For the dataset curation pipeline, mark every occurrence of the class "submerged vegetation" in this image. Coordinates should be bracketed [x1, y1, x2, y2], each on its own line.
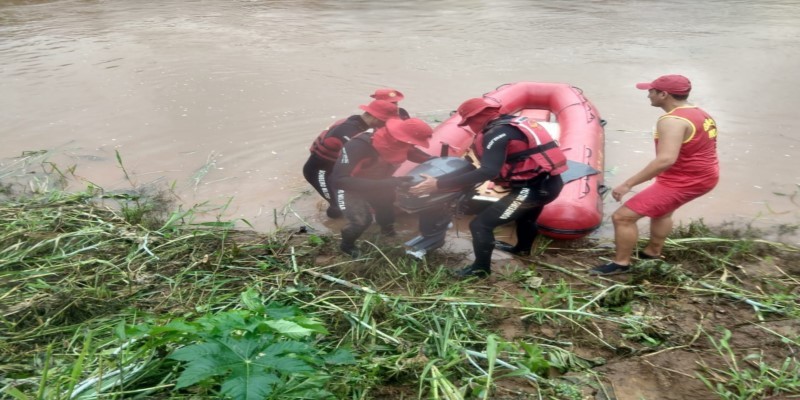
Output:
[1, 156, 799, 400]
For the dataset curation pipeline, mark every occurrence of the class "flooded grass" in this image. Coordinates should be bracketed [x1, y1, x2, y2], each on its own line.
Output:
[1, 166, 799, 400]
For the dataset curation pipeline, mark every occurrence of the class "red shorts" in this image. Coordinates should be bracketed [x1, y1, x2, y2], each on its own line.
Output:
[625, 180, 716, 218]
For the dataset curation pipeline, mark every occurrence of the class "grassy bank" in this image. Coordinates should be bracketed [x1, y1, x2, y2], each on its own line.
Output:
[1, 177, 799, 399]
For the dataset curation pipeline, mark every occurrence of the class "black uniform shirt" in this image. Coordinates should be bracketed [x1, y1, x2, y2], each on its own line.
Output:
[436, 124, 525, 190]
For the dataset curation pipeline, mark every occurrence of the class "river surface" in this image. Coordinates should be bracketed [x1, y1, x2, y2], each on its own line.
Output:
[2, 0, 800, 244]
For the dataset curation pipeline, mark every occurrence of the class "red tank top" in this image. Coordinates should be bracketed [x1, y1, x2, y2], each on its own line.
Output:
[655, 106, 719, 188]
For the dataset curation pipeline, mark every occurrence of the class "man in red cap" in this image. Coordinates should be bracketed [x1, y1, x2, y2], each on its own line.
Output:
[371, 88, 411, 120]
[409, 97, 566, 278]
[590, 74, 719, 275]
[303, 99, 399, 218]
[331, 118, 434, 257]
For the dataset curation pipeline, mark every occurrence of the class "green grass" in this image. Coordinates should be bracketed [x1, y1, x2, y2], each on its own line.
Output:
[0, 186, 616, 399]
[1, 158, 799, 399]
[697, 329, 800, 399]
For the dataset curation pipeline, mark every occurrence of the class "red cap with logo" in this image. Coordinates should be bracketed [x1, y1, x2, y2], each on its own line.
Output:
[636, 74, 692, 95]
[456, 97, 501, 126]
[385, 118, 432, 147]
[371, 88, 405, 102]
[359, 100, 399, 121]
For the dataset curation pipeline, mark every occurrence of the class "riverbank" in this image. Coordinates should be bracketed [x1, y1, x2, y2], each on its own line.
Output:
[1, 171, 799, 399]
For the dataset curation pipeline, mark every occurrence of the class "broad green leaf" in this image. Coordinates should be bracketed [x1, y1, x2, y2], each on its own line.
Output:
[258, 356, 314, 375]
[174, 357, 223, 389]
[292, 316, 329, 334]
[148, 319, 197, 334]
[218, 336, 266, 360]
[163, 306, 339, 399]
[265, 320, 313, 339]
[169, 342, 221, 362]
[265, 304, 298, 319]
[240, 288, 267, 314]
[307, 234, 324, 246]
[262, 341, 310, 358]
[243, 318, 268, 334]
[220, 370, 280, 400]
[122, 323, 152, 337]
[201, 311, 249, 333]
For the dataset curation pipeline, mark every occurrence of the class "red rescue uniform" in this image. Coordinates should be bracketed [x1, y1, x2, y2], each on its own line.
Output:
[626, 106, 720, 218]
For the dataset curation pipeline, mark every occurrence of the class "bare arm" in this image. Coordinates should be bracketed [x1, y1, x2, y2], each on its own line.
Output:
[611, 117, 687, 201]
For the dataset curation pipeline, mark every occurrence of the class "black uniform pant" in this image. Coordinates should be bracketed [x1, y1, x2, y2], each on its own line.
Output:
[340, 189, 396, 250]
[469, 174, 564, 269]
[302, 155, 338, 211]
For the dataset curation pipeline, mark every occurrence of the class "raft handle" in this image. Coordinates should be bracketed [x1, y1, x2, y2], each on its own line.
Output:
[440, 143, 450, 157]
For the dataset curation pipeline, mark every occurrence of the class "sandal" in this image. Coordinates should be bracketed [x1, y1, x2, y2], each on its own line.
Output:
[589, 262, 630, 276]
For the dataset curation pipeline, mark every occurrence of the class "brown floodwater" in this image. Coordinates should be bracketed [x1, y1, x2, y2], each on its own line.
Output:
[2, 0, 800, 245]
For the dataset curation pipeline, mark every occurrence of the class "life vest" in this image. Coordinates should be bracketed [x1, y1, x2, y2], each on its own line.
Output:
[309, 118, 348, 162]
[473, 116, 567, 184]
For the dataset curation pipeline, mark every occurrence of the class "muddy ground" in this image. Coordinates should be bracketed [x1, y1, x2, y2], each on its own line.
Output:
[301, 214, 800, 400]
[2, 185, 798, 399]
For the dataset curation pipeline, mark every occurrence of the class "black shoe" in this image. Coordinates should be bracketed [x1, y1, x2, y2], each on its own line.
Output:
[588, 262, 630, 276]
[637, 251, 661, 260]
[326, 206, 343, 219]
[454, 264, 491, 279]
[340, 243, 360, 258]
[494, 241, 530, 256]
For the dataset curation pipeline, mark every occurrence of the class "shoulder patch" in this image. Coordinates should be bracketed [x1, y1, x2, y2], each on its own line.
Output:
[486, 133, 507, 150]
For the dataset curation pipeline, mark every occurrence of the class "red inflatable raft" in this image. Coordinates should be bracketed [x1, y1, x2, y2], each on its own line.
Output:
[398, 82, 606, 240]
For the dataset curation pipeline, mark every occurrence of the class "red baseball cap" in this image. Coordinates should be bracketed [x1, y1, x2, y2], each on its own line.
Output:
[385, 118, 432, 147]
[456, 97, 501, 126]
[371, 88, 405, 102]
[636, 74, 692, 95]
[359, 99, 399, 121]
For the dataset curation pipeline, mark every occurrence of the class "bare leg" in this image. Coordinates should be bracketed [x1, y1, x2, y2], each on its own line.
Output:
[611, 206, 645, 265]
[643, 212, 673, 257]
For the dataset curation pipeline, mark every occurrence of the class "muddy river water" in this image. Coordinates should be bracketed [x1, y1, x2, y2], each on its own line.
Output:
[2, 0, 800, 244]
